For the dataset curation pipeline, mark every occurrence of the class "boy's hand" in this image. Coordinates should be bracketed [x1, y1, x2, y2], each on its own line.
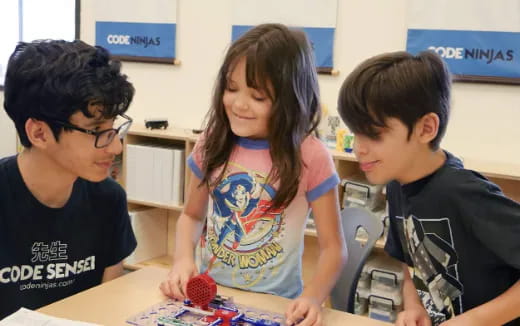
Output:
[439, 313, 482, 326]
[285, 296, 322, 326]
[396, 305, 432, 326]
[159, 259, 198, 300]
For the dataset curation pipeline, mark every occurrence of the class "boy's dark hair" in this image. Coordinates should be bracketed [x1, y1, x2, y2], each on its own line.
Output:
[203, 23, 321, 209]
[338, 51, 451, 150]
[3, 39, 135, 148]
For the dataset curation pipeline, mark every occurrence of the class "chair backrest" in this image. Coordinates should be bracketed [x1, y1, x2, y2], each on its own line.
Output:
[330, 206, 384, 313]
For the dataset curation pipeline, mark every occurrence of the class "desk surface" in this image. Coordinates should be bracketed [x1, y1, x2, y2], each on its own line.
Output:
[39, 266, 390, 326]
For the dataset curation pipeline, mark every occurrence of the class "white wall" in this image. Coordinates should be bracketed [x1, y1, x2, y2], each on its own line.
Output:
[0, 91, 17, 157]
[76, 0, 519, 166]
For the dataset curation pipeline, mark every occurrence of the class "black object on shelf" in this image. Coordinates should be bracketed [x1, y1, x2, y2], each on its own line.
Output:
[145, 119, 169, 130]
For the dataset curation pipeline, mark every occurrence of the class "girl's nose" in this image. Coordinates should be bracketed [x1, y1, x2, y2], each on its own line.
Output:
[233, 94, 249, 111]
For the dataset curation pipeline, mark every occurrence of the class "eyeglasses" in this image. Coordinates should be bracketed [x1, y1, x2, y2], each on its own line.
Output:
[51, 114, 133, 148]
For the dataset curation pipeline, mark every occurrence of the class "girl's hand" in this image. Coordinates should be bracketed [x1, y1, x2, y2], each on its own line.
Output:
[159, 259, 199, 300]
[395, 305, 432, 326]
[285, 296, 322, 326]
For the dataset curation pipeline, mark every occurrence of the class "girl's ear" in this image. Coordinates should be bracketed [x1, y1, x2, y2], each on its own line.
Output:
[416, 112, 440, 145]
[25, 118, 54, 149]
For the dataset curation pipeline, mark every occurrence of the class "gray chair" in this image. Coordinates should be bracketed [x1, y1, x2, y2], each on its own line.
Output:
[330, 206, 384, 313]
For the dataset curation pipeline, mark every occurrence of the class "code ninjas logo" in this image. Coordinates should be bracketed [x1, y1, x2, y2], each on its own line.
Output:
[106, 34, 161, 48]
[428, 46, 514, 64]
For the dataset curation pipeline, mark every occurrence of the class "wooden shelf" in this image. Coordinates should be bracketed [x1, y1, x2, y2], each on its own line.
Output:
[464, 158, 520, 181]
[372, 238, 386, 250]
[330, 149, 358, 162]
[128, 124, 198, 142]
[304, 228, 385, 249]
[127, 125, 520, 182]
[128, 199, 183, 212]
[304, 228, 318, 237]
[128, 126, 357, 162]
[353, 235, 386, 250]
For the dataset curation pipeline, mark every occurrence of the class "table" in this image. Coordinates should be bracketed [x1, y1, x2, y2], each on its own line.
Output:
[39, 266, 390, 325]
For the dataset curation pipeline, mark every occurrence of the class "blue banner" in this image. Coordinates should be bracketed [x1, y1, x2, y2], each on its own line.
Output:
[232, 25, 334, 68]
[407, 29, 520, 79]
[96, 22, 176, 59]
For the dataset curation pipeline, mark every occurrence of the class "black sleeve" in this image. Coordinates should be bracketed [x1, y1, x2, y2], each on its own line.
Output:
[106, 184, 137, 267]
[384, 182, 406, 263]
[454, 171, 520, 270]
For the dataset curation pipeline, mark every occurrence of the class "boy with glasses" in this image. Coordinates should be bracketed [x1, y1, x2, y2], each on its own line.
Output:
[0, 40, 137, 318]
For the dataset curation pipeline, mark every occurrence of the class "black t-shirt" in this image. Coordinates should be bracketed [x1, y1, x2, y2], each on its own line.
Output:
[385, 151, 520, 325]
[0, 156, 137, 319]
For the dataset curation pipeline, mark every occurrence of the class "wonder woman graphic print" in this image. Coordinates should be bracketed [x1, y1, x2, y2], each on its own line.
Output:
[188, 136, 339, 298]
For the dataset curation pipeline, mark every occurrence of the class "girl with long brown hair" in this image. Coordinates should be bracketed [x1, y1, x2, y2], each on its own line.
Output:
[161, 23, 346, 326]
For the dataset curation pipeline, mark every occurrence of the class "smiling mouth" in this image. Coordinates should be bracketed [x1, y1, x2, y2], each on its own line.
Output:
[96, 161, 113, 168]
[233, 112, 254, 120]
[360, 160, 380, 172]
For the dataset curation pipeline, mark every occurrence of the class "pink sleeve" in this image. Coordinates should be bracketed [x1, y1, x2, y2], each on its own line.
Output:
[303, 137, 340, 202]
[187, 135, 205, 180]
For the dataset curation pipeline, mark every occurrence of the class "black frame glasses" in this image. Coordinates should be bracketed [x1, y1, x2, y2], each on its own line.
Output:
[51, 114, 133, 148]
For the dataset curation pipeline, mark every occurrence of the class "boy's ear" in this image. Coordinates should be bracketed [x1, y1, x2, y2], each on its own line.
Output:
[415, 113, 440, 145]
[25, 118, 55, 149]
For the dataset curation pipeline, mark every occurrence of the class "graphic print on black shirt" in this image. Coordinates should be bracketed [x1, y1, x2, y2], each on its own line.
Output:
[397, 214, 463, 318]
[2, 240, 96, 292]
[0, 155, 137, 319]
[385, 151, 520, 326]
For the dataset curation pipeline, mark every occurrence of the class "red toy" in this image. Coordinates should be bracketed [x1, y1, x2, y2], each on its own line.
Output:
[186, 273, 217, 310]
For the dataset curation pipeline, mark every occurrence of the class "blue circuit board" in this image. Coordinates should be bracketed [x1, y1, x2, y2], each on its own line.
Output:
[126, 299, 285, 326]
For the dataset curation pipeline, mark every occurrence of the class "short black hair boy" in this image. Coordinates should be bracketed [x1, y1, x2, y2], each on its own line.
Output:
[337, 51, 520, 325]
[0, 40, 137, 319]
